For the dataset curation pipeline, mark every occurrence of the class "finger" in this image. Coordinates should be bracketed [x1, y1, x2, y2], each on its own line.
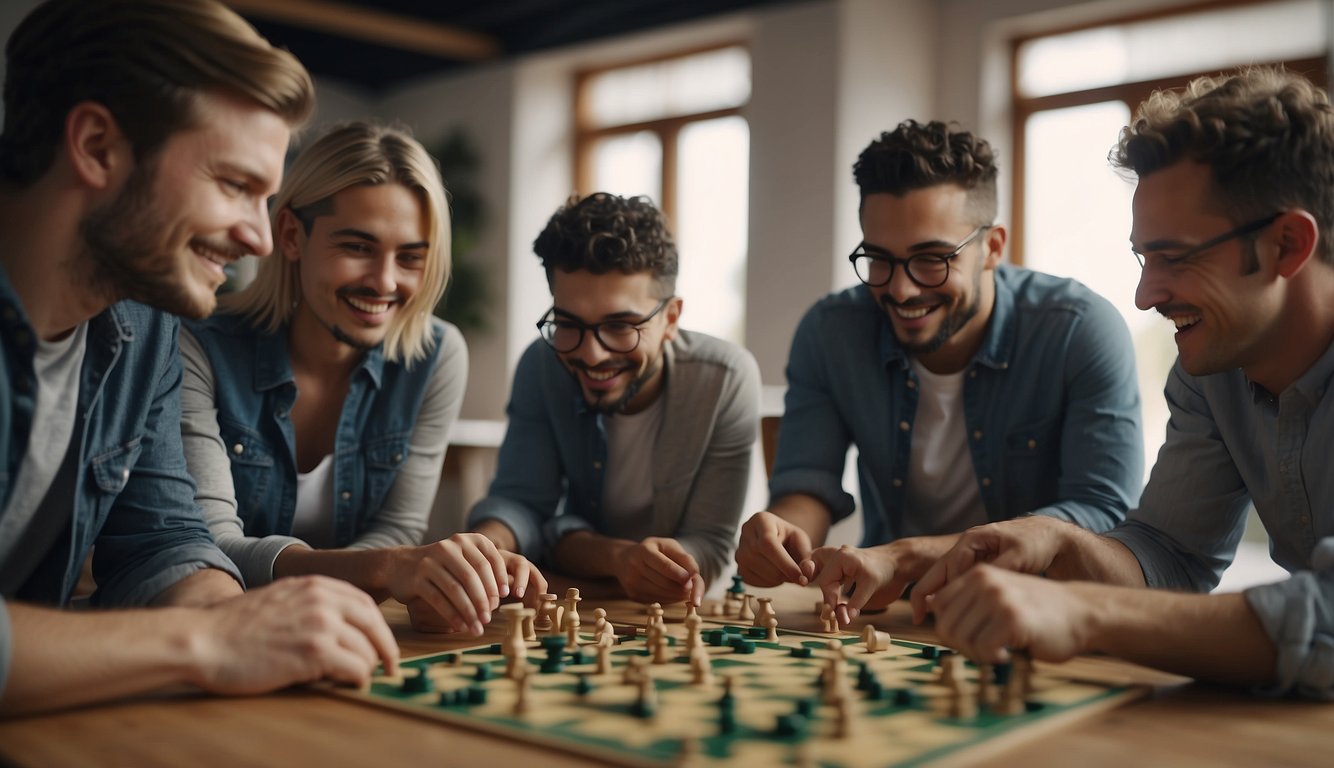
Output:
[633, 562, 688, 596]
[470, 535, 510, 600]
[911, 554, 960, 624]
[334, 592, 400, 675]
[455, 540, 503, 615]
[799, 558, 817, 581]
[421, 558, 486, 635]
[506, 556, 533, 601]
[441, 545, 500, 627]
[688, 573, 705, 607]
[524, 561, 549, 603]
[835, 602, 851, 626]
[656, 540, 702, 583]
[642, 547, 692, 584]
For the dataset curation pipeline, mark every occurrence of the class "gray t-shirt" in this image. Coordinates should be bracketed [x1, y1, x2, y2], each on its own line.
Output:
[600, 395, 666, 542]
[0, 323, 87, 595]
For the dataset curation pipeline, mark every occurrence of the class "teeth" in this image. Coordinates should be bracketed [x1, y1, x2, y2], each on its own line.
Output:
[191, 244, 230, 267]
[895, 305, 933, 320]
[1172, 315, 1201, 330]
[346, 297, 391, 314]
[585, 369, 620, 381]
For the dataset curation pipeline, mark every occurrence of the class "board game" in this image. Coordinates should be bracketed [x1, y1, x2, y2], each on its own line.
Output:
[330, 585, 1147, 767]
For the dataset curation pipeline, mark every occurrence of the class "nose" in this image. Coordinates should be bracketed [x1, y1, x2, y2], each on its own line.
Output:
[572, 329, 612, 367]
[884, 260, 922, 304]
[367, 253, 399, 296]
[1134, 264, 1169, 311]
[234, 197, 273, 257]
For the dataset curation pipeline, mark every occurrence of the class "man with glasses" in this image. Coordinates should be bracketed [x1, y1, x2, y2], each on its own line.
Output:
[735, 120, 1143, 623]
[468, 193, 760, 605]
[909, 67, 1334, 696]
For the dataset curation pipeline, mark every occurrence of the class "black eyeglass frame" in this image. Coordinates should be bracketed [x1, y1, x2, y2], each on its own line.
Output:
[848, 225, 991, 288]
[536, 296, 674, 354]
[1132, 212, 1282, 269]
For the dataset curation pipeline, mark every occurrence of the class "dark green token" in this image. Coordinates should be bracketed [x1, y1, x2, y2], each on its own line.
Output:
[719, 711, 736, 735]
[541, 635, 567, 651]
[919, 646, 939, 660]
[473, 665, 493, 681]
[795, 699, 816, 718]
[539, 658, 565, 674]
[789, 647, 813, 659]
[467, 686, 488, 705]
[775, 713, 808, 738]
[732, 640, 756, 654]
[865, 681, 885, 700]
[436, 691, 454, 706]
[575, 675, 594, 697]
[1025, 700, 1045, 713]
[402, 672, 433, 694]
[439, 653, 458, 665]
[487, 643, 503, 655]
[994, 661, 1013, 686]
[746, 627, 767, 638]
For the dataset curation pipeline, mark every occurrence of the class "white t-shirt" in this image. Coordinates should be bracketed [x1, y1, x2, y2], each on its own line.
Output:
[292, 453, 336, 549]
[600, 396, 666, 541]
[900, 358, 987, 537]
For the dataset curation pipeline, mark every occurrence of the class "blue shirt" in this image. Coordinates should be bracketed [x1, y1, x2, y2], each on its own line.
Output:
[1106, 341, 1334, 698]
[770, 265, 1143, 544]
[0, 268, 241, 696]
[468, 330, 760, 585]
[181, 313, 446, 560]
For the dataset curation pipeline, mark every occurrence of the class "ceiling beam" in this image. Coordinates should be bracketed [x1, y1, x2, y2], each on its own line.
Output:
[227, 0, 501, 60]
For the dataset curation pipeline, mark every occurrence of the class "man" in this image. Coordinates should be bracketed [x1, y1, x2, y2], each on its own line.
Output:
[469, 193, 761, 605]
[911, 66, 1334, 698]
[0, 0, 396, 715]
[735, 120, 1143, 621]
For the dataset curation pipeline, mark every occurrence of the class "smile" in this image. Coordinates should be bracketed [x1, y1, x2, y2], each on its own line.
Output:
[893, 304, 936, 320]
[344, 296, 393, 314]
[584, 368, 621, 381]
[1170, 314, 1201, 330]
[190, 241, 234, 270]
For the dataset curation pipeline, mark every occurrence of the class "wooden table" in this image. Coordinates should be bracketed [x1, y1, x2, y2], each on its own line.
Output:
[2, 583, 1332, 767]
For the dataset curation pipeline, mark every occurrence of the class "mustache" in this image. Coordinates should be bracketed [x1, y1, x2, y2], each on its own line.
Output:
[1156, 303, 1200, 317]
[567, 360, 630, 372]
[881, 295, 937, 309]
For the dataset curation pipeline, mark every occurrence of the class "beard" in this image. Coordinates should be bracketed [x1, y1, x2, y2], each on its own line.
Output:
[568, 353, 664, 414]
[882, 263, 984, 355]
[78, 156, 232, 319]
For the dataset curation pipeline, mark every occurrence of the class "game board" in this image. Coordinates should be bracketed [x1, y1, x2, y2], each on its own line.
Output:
[330, 588, 1148, 768]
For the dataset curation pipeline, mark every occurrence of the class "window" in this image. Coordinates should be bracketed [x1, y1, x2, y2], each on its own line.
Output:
[1011, 0, 1328, 479]
[575, 44, 751, 343]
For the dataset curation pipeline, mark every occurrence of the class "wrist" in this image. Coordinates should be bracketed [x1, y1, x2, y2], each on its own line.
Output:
[473, 519, 518, 552]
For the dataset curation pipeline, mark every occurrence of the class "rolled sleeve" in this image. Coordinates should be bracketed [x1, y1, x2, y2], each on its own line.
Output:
[469, 496, 547, 557]
[1243, 537, 1334, 699]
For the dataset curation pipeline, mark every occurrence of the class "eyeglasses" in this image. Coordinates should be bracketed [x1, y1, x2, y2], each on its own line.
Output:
[1132, 213, 1281, 269]
[536, 296, 673, 354]
[849, 226, 990, 288]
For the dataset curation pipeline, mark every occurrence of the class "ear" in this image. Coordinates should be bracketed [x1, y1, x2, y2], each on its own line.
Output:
[64, 101, 130, 191]
[1272, 210, 1319, 279]
[661, 296, 683, 342]
[981, 225, 1008, 270]
[275, 207, 307, 263]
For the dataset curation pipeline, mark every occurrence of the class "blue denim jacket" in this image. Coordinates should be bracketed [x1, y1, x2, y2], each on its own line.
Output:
[770, 265, 1143, 545]
[182, 313, 444, 547]
[0, 268, 241, 695]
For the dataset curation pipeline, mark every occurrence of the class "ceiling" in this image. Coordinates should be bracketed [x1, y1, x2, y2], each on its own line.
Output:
[227, 0, 808, 92]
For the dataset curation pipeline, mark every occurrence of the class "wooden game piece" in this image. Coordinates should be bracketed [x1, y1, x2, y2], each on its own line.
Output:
[592, 607, 608, 637]
[861, 625, 892, 652]
[706, 601, 725, 617]
[522, 607, 537, 642]
[690, 647, 714, 686]
[561, 587, 582, 632]
[684, 601, 699, 621]
[832, 694, 852, 739]
[684, 612, 703, 651]
[977, 663, 994, 710]
[499, 602, 525, 643]
[513, 667, 531, 716]
[938, 653, 964, 688]
[674, 736, 700, 768]
[534, 593, 558, 633]
[623, 655, 647, 685]
[565, 615, 581, 648]
[646, 602, 665, 631]
[504, 614, 529, 679]
[765, 617, 779, 643]
[753, 596, 776, 628]
[948, 678, 977, 720]
[596, 642, 612, 675]
[634, 674, 659, 719]
[738, 594, 755, 621]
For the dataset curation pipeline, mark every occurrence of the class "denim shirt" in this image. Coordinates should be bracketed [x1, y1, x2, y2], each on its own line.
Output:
[468, 330, 760, 585]
[0, 268, 241, 696]
[770, 265, 1143, 545]
[182, 313, 444, 548]
[1106, 342, 1334, 698]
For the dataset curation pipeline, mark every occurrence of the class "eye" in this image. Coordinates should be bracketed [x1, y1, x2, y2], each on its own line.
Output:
[336, 242, 373, 254]
[398, 250, 427, 266]
[601, 322, 637, 335]
[220, 178, 246, 196]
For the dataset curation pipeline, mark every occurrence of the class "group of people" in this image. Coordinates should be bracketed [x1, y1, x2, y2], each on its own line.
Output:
[1, 0, 1331, 718]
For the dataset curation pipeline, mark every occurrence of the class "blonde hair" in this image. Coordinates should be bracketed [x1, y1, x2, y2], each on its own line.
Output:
[1, 0, 313, 185]
[221, 122, 451, 364]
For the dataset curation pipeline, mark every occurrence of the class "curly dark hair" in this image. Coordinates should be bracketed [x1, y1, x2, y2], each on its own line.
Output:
[853, 119, 998, 224]
[1111, 66, 1334, 265]
[533, 192, 678, 296]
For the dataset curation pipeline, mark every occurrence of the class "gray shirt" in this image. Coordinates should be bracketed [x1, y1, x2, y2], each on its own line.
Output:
[1106, 341, 1334, 698]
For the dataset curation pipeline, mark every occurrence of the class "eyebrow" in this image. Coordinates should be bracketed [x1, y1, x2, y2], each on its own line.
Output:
[552, 307, 651, 322]
[217, 161, 277, 195]
[328, 228, 429, 250]
[1131, 237, 1189, 253]
[860, 238, 959, 254]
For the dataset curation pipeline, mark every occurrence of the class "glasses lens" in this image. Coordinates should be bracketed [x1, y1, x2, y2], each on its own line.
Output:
[596, 322, 640, 353]
[853, 254, 890, 286]
[541, 321, 583, 352]
[906, 257, 950, 287]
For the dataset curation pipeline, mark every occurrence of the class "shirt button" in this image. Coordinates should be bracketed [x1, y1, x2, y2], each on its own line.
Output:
[1027, 439, 1037, 449]
[121, 468, 130, 481]
[892, 478, 903, 488]
[898, 421, 910, 432]
[906, 379, 916, 389]
[275, 410, 288, 419]
[981, 477, 992, 487]
[340, 490, 352, 501]
[232, 443, 245, 455]
[972, 430, 983, 441]
[391, 453, 403, 462]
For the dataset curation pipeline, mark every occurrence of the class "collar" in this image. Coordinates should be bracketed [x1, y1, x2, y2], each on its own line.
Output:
[1249, 335, 1334, 407]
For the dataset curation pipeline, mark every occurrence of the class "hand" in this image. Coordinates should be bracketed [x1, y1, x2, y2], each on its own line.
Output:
[385, 533, 517, 636]
[193, 575, 399, 693]
[911, 517, 1069, 624]
[735, 511, 813, 587]
[614, 537, 705, 605]
[405, 549, 548, 634]
[804, 542, 919, 625]
[927, 564, 1093, 665]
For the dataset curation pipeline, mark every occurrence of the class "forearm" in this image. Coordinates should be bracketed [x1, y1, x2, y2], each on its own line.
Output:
[2, 603, 207, 716]
[273, 545, 402, 603]
[1048, 524, 1147, 586]
[1080, 583, 1275, 686]
[552, 530, 633, 579]
[768, 494, 833, 547]
[150, 567, 243, 608]
[473, 519, 519, 552]
[887, 534, 959, 581]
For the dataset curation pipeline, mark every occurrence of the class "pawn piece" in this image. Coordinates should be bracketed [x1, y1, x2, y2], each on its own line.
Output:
[819, 602, 840, 634]
[738, 594, 755, 622]
[592, 607, 608, 637]
[513, 667, 531, 716]
[596, 642, 612, 675]
[633, 674, 659, 719]
[647, 602, 665, 631]
[575, 673, 594, 698]
[690, 647, 714, 686]
[684, 601, 699, 621]
[561, 587, 582, 632]
[521, 607, 537, 642]
[706, 602, 725, 618]
[948, 678, 977, 720]
[623, 654, 647, 685]
[861, 625, 892, 653]
[753, 596, 777, 628]
[499, 602, 526, 647]
[765, 617, 779, 643]
[653, 634, 672, 664]
[684, 613, 703, 651]
[534, 593, 558, 633]
[565, 616, 582, 648]
[938, 653, 964, 689]
[832, 695, 853, 739]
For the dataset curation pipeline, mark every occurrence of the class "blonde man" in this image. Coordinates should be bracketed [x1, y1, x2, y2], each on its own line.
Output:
[0, 0, 397, 716]
[182, 122, 545, 636]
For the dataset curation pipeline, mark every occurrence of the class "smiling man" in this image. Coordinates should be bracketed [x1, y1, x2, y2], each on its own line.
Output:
[0, 0, 399, 715]
[910, 67, 1334, 698]
[469, 193, 760, 604]
[735, 120, 1143, 621]
[180, 122, 545, 636]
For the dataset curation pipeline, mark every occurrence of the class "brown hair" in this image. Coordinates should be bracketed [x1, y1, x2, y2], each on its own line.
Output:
[853, 119, 998, 224]
[533, 192, 678, 297]
[1, 0, 314, 186]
